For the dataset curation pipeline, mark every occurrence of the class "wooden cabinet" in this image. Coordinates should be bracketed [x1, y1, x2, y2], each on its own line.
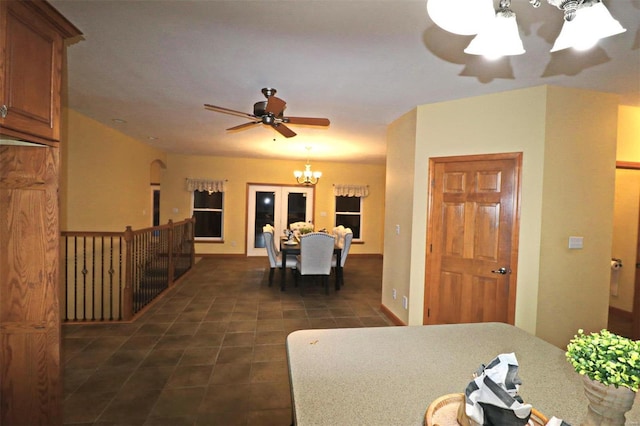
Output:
[0, 1, 80, 425]
[0, 145, 61, 425]
[0, 0, 81, 146]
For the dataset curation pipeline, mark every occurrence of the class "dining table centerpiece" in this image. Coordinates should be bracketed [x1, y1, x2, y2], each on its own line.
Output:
[289, 221, 314, 238]
[566, 329, 640, 426]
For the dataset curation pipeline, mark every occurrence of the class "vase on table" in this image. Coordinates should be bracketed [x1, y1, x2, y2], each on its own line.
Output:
[581, 376, 636, 426]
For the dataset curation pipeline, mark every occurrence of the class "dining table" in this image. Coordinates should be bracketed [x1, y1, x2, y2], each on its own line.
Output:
[279, 237, 342, 292]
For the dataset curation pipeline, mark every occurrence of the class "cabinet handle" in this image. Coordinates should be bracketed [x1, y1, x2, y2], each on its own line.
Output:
[0, 105, 7, 118]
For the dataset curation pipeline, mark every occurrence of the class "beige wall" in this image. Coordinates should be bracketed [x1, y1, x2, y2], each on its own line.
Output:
[383, 85, 619, 347]
[535, 87, 618, 346]
[616, 106, 640, 162]
[61, 110, 385, 255]
[383, 109, 417, 323]
[60, 109, 166, 231]
[163, 154, 386, 255]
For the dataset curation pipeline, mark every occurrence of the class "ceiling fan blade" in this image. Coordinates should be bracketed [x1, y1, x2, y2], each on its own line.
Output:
[227, 121, 261, 131]
[204, 104, 256, 120]
[283, 117, 330, 126]
[272, 123, 296, 138]
[265, 96, 286, 116]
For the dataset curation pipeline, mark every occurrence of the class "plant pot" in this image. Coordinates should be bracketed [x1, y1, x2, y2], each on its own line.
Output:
[581, 375, 636, 426]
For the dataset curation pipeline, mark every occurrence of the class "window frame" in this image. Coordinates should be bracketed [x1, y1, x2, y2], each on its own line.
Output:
[191, 190, 224, 242]
[334, 195, 363, 241]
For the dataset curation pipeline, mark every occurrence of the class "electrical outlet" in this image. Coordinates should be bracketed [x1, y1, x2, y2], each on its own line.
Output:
[392, 288, 397, 300]
[402, 296, 408, 310]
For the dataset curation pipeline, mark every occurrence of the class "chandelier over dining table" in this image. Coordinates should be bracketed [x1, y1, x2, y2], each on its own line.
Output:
[294, 146, 321, 186]
[426, 0, 626, 58]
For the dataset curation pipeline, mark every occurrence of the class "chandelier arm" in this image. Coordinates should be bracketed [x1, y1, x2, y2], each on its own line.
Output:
[546, 0, 585, 21]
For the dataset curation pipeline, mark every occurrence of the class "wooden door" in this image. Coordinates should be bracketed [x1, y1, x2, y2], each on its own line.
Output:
[424, 153, 521, 325]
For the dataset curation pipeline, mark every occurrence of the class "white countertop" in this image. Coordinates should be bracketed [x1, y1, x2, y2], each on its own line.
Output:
[286, 323, 640, 425]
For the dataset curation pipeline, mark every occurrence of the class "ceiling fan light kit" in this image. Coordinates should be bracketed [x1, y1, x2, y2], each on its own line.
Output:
[428, 0, 626, 58]
[204, 88, 330, 138]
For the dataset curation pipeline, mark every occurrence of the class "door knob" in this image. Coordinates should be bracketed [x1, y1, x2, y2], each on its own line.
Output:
[491, 267, 511, 275]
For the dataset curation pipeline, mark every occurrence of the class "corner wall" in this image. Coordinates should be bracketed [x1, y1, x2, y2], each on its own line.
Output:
[536, 87, 619, 347]
[60, 109, 166, 231]
[383, 109, 417, 324]
[384, 85, 619, 347]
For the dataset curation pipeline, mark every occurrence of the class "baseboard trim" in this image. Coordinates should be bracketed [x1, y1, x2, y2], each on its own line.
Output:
[380, 303, 406, 326]
[195, 253, 246, 259]
[609, 306, 633, 320]
[195, 253, 383, 259]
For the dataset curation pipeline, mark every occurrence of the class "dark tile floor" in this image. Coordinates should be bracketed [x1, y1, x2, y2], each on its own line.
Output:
[62, 256, 392, 425]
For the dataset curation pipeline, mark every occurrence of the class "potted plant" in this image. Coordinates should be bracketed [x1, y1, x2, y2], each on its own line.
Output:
[566, 329, 640, 425]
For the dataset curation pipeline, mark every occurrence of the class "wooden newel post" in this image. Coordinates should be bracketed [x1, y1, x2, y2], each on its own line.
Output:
[122, 225, 134, 321]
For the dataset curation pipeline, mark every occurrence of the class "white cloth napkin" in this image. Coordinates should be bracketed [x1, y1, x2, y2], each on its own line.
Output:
[465, 353, 532, 425]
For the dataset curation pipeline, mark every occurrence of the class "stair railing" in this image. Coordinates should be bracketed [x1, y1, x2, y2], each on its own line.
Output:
[61, 217, 195, 323]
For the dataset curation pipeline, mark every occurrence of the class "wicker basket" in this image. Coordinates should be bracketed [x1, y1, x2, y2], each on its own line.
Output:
[425, 393, 549, 426]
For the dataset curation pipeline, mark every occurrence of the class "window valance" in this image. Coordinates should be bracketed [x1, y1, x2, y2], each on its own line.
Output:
[333, 184, 369, 197]
[186, 178, 226, 194]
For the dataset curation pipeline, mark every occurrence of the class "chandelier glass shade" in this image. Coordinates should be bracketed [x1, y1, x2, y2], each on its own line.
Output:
[294, 162, 321, 186]
[551, 1, 626, 52]
[426, 0, 495, 35]
[427, 0, 626, 57]
[464, 6, 525, 58]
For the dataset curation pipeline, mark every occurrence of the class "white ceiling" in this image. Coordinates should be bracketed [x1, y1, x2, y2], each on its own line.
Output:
[51, 0, 640, 165]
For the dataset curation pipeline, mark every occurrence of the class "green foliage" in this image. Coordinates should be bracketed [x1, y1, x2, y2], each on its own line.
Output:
[566, 329, 640, 392]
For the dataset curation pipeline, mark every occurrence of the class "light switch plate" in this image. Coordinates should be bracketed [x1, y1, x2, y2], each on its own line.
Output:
[568, 236, 583, 249]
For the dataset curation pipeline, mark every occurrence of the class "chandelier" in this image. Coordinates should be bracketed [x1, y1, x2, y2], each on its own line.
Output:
[294, 147, 321, 186]
[427, 0, 626, 58]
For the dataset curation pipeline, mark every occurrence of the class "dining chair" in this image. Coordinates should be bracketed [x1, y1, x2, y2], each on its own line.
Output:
[332, 227, 353, 288]
[263, 225, 296, 287]
[332, 225, 345, 247]
[295, 232, 335, 295]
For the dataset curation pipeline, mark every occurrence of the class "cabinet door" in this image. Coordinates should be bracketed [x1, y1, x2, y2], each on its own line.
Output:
[0, 0, 65, 145]
[0, 145, 62, 425]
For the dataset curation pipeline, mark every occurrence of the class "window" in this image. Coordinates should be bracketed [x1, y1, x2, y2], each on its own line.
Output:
[335, 196, 362, 240]
[192, 191, 223, 240]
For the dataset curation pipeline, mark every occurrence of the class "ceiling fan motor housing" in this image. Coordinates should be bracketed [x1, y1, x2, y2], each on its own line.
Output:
[254, 101, 268, 117]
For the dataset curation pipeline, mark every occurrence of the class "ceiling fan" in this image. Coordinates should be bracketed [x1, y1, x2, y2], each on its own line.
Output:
[204, 88, 330, 138]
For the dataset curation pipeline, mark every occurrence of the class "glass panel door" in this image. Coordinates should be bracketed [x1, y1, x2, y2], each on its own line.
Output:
[247, 185, 314, 256]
